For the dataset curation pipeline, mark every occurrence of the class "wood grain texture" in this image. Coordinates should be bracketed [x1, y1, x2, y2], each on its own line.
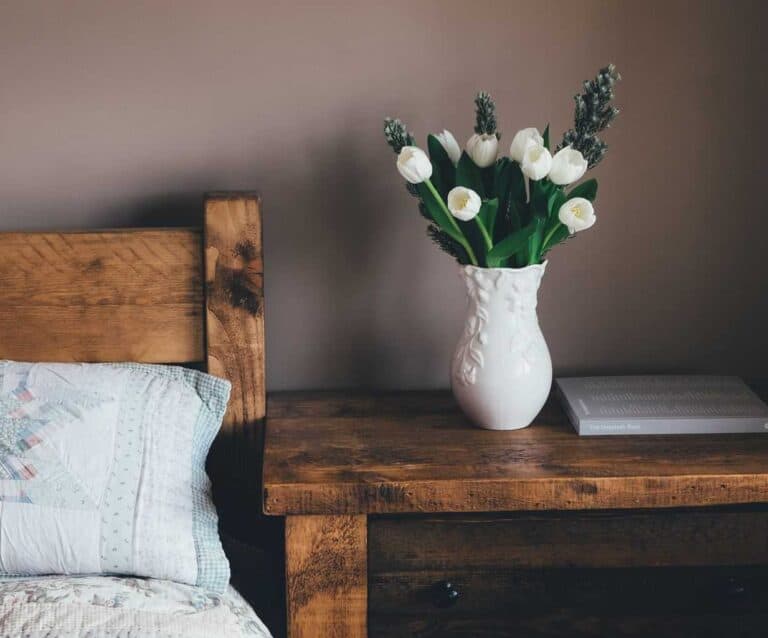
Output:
[204, 195, 265, 484]
[204, 194, 265, 429]
[203, 195, 281, 635]
[368, 508, 768, 572]
[0, 229, 203, 362]
[369, 566, 768, 637]
[367, 508, 768, 636]
[263, 391, 768, 515]
[285, 515, 367, 638]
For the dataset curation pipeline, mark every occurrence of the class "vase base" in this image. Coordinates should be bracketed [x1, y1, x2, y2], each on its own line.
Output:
[470, 420, 534, 431]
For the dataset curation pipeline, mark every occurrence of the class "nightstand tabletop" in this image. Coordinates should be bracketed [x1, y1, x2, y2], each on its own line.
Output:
[262, 390, 768, 515]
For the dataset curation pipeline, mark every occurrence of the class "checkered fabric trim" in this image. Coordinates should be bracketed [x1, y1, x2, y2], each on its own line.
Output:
[112, 364, 232, 592]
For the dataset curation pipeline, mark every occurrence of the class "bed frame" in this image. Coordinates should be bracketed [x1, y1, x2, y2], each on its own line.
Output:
[0, 193, 264, 476]
[0, 193, 279, 627]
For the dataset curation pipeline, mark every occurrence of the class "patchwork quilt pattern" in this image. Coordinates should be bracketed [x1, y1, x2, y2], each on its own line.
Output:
[0, 361, 232, 593]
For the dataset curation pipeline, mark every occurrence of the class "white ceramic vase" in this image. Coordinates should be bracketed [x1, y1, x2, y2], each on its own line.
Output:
[451, 263, 552, 430]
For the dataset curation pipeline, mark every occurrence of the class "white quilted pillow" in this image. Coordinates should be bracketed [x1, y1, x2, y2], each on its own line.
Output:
[0, 361, 231, 592]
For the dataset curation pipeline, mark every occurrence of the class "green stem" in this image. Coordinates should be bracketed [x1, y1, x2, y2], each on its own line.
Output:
[474, 217, 493, 253]
[527, 237, 541, 266]
[527, 218, 546, 266]
[541, 222, 563, 252]
[424, 179, 479, 266]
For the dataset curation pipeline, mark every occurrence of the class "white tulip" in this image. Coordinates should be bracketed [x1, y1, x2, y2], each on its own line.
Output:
[509, 127, 544, 163]
[466, 133, 498, 168]
[548, 146, 588, 185]
[436, 129, 461, 165]
[521, 142, 552, 181]
[396, 146, 433, 184]
[558, 197, 596, 234]
[447, 186, 482, 222]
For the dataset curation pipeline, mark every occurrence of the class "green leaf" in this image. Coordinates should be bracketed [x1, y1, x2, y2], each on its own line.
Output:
[415, 183, 463, 244]
[543, 124, 550, 151]
[547, 187, 566, 219]
[456, 152, 486, 198]
[497, 161, 525, 226]
[481, 165, 496, 199]
[479, 198, 499, 236]
[529, 179, 554, 219]
[541, 224, 571, 256]
[508, 199, 523, 236]
[502, 161, 526, 201]
[427, 134, 455, 199]
[567, 178, 598, 201]
[486, 222, 537, 268]
[494, 157, 511, 199]
[508, 164, 525, 202]
[527, 217, 546, 264]
[495, 160, 526, 250]
[456, 217, 485, 268]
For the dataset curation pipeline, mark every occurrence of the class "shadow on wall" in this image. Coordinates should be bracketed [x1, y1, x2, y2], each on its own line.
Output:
[124, 131, 454, 390]
[255, 132, 460, 389]
[133, 193, 205, 227]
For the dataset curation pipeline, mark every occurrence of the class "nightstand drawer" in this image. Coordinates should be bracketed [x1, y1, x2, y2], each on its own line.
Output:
[368, 509, 768, 637]
[369, 566, 768, 637]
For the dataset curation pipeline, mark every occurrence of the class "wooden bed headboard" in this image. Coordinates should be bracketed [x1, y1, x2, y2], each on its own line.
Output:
[0, 193, 265, 484]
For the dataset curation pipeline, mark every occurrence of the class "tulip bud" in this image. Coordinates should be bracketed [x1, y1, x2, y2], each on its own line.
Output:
[396, 146, 433, 184]
[509, 128, 544, 163]
[548, 146, 588, 185]
[466, 133, 498, 168]
[436, 130, 461, 165]
[520, 142, 552, 181]
[558, 197, 596, 234]
[447, 186, 482, 222]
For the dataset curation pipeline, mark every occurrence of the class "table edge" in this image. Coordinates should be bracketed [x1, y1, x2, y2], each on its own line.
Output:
[262, 473, 768, 516]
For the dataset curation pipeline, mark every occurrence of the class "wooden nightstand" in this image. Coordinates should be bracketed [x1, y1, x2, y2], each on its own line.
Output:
[263, 391, 768, 637]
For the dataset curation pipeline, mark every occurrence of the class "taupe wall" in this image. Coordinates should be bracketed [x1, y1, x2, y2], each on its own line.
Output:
[2, 1, 766, 389]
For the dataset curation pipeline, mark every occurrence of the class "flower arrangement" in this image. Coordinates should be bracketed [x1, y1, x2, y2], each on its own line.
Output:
[383, 65, 621, 268]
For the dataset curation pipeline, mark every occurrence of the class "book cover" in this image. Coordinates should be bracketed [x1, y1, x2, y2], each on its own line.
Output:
[555, 375, 768, 436]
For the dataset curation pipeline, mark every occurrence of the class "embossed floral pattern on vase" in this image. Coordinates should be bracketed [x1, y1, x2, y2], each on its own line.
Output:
[451, 264, 552, 430]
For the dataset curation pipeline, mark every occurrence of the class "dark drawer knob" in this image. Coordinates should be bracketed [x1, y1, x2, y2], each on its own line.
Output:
[431, 580, 460, 608]
[702, 575, 754, 611]
[719, 577, 750, 604]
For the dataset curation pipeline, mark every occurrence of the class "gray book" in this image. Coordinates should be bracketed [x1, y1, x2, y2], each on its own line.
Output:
[556, 375, 768, 436]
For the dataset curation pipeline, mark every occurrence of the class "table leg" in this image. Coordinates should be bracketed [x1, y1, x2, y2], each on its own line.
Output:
[285, 514, 367, 637]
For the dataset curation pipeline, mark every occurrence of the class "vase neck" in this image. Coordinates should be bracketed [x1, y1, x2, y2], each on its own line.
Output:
[460, 265, 546, 308]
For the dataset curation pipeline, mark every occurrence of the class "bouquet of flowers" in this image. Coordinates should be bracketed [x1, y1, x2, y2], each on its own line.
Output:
[383, 65, 620, 268]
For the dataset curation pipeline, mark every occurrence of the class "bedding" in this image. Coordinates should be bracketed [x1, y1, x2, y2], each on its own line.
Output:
[0, 361, 231, 592]
[0, 575, 272, 637]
